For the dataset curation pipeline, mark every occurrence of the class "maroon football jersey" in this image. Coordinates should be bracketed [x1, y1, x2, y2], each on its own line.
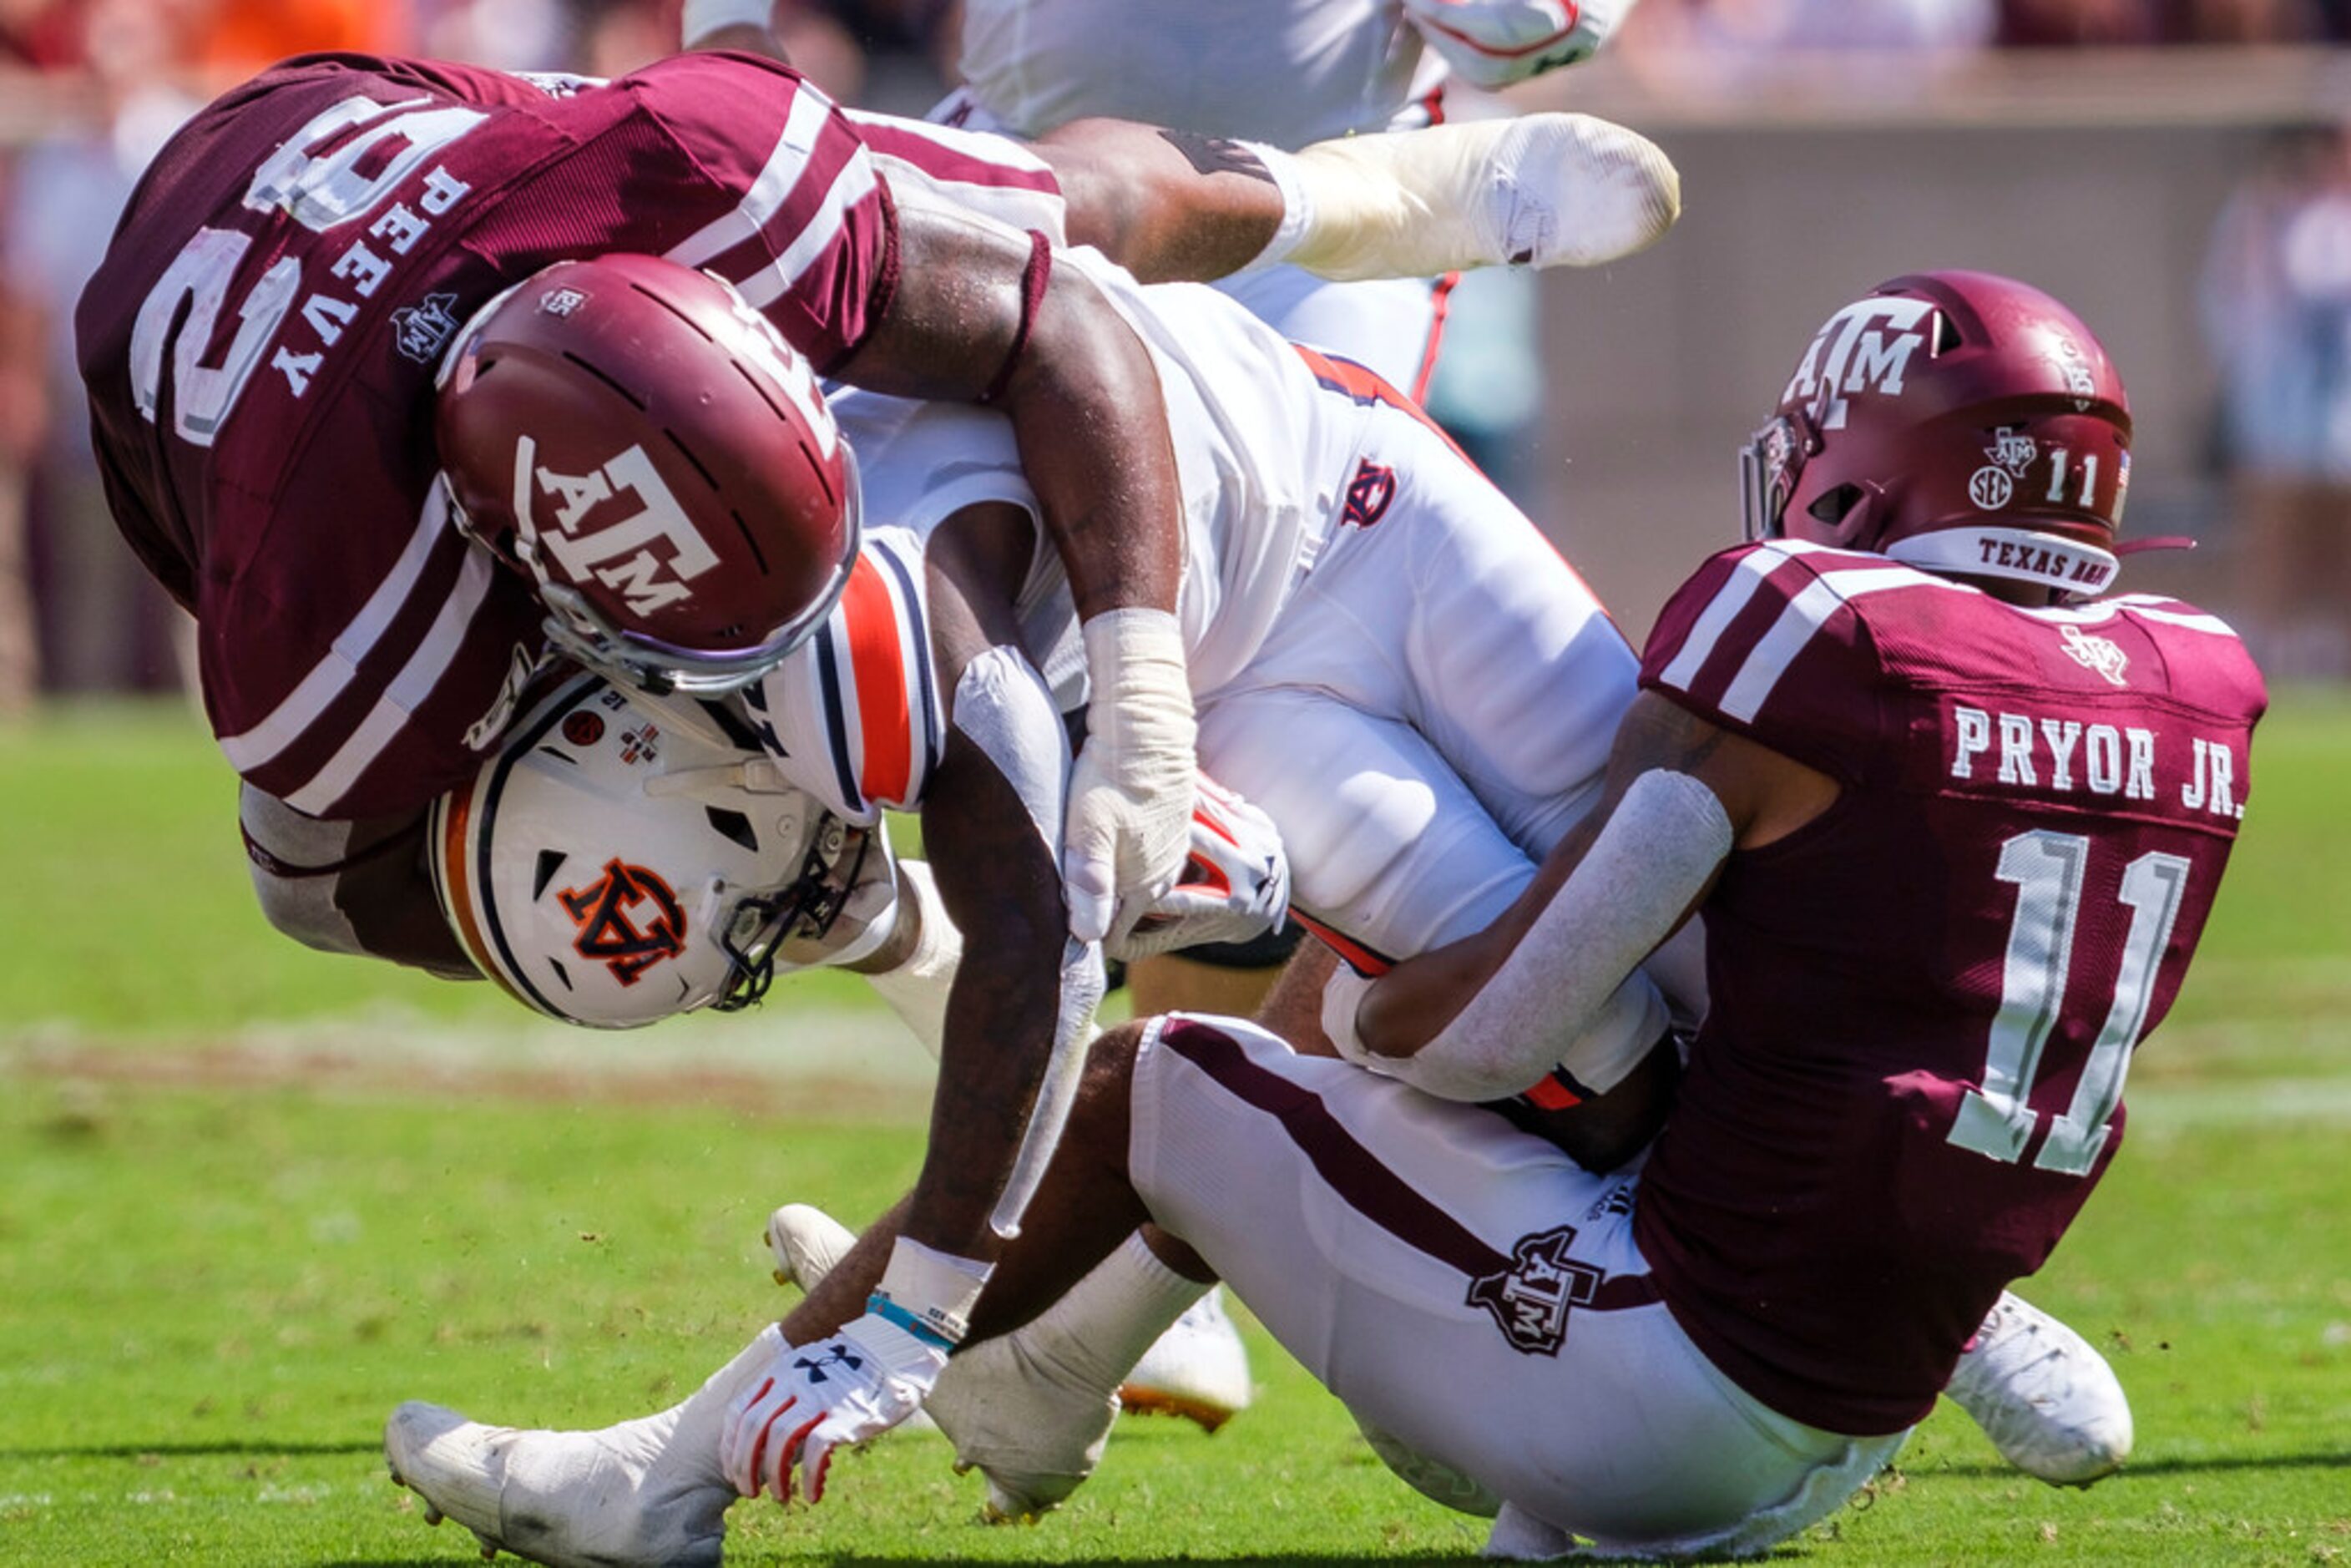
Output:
[74, 53, 897, 819]
[1632, 539, 2265, 1436]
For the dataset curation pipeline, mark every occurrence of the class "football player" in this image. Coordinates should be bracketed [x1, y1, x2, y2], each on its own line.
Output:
[392, 269, 2252, 1563]
[381, 263, 2161, 1560]
[75, 17, 1676, 978]
[921, 0, 1647, 1438]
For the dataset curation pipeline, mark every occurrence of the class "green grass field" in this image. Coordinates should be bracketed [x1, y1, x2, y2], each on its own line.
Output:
[4, 695, 2349, 1565]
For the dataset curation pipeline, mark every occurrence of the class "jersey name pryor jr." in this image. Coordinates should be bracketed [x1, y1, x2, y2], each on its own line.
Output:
[1947, 701, 2244, 822]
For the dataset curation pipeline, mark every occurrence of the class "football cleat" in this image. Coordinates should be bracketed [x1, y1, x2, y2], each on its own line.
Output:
[925, 1324, 1122, 1523]
[384, 1401, 730, 1567]
[1942, 1292, 2133, 1487]
[1480, 113, 1681, 271]
[765, 1201, 857, 1290]
[1117, 1288, 1254, 1432]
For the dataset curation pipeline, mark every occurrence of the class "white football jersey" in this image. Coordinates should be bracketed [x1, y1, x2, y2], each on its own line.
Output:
[743, 249, 1365, 822]
[955, 0, 1449, 145]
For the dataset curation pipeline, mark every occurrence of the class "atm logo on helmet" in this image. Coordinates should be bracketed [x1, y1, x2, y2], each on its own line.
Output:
[1780, 296, 1938, 431]
[559, 857, 688, 985]
[517, 438, 719, 618]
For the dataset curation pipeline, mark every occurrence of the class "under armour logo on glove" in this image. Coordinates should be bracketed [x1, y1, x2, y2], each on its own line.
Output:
[721, 1312, 950, 1505]
[793, 1346, 863, 1383]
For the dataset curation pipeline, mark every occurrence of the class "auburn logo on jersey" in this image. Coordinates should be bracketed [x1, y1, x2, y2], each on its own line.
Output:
[559, 858, 687, 985]
[1342, 459, 1397, 530]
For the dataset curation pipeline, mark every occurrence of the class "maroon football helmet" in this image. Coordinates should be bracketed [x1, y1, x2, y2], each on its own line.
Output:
[436, 253, 859, 693]
[1741, 270, 2132, 599]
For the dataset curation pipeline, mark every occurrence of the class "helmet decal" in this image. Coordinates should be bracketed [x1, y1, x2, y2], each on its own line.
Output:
[519, 439, 719, 618]
[559, 857, 689, 987]
[1777, 295, 1936, 431]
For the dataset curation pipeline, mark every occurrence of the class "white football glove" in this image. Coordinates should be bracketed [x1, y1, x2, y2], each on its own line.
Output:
[721, 1237, 985, 1505]
[1399, 0, 1628, 89]
[1063, 609, 1197, 946]
[721, 1312, 948, 1505]
[1108, 773, 1291, 962]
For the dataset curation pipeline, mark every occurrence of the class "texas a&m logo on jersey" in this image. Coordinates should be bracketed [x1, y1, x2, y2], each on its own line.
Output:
[558, 857, 687, 985]
[517, 439, 719, 618]
[1779, 296, 1937, 432]
[391, 291, 463, 365]
[2060, 623, 2131, 687]
[1466, 1224, 1602, 1357]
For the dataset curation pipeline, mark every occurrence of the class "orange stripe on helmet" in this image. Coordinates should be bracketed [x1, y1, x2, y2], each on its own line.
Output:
[841, 555, 914, 806]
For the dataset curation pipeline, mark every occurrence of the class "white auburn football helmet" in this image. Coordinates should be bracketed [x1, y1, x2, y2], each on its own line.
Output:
[430, 671, 872, 1027]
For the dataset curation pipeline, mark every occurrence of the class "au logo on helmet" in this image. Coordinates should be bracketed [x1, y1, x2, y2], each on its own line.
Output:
[559, 858, 688, 985]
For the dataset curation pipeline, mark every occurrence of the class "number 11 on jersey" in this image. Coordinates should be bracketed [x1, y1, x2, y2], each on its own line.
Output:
[1947, 830, 2192, 1176]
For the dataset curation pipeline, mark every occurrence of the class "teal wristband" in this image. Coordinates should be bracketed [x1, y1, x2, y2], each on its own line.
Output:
[867, 1291, 959, 1349]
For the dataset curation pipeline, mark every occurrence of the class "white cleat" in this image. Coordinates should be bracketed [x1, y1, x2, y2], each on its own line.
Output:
[384, 1401, 730, 1567]
[1943, 1292, 2133, 1488]
[925, 1328, 1120, 1524]
[765, 1202, 856, 1290]
[1117, 1287, 1253, 1433]
[1479, 112, 1682, 270]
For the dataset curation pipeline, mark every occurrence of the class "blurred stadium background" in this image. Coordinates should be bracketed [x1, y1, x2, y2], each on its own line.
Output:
[8, 0, 2351, 706]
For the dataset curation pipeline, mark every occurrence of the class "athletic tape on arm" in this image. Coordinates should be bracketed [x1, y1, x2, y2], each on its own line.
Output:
[1380, 770, 1731, 1102]
[949, 646, 1108, 1237]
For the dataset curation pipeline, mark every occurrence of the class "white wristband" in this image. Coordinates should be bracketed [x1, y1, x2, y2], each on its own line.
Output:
[1321, 963, 1383, 1069]
[681, 0, 771, 46]
[876, 1236, 993, 1347]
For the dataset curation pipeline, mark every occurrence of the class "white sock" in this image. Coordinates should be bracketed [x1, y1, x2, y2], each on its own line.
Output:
[996, 1230, 1210, 1392]
[1273, 114, 1679, 281]
[650, 1323, 786, 1484]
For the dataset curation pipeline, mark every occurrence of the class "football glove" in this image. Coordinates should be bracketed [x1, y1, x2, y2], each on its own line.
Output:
[720, 1310, 948, 1505]
[1108, 773, 1290, 961]
[1399, 0, 1627, 89]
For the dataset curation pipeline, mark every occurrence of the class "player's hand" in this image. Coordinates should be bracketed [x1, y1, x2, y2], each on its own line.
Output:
[1398, 0, 1624, 89]
[1108, 773, 1290, 961]
[1064, 609, 1197, 945]
[720, 1313, 949, 1505]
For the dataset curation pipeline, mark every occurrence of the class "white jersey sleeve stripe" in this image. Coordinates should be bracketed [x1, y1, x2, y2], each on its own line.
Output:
[282, 546, 497, 817]
[1655, 548, 1778, 695]
[663, 86, 833, 271]
[1717, 566, 1966, 724]
[219, 486, 456, 771]
[807, 618, 869, 817]
[2113, 600, 2240, 635]
[730, 155, 879, 312]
